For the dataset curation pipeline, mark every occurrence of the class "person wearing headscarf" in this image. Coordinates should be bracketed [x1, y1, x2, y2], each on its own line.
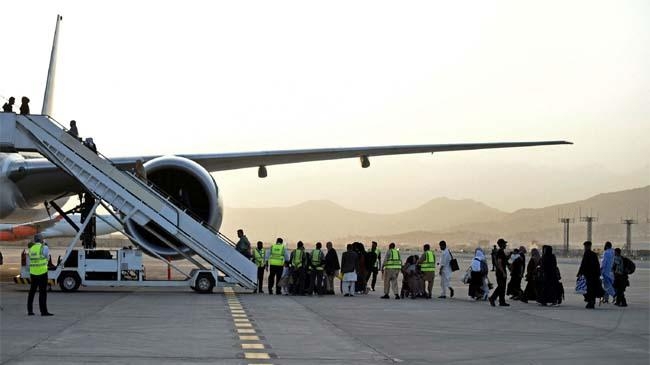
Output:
[538, 245, 561, 306]
[521, 248, 541, 303]
[600, 241, 615, 303]
[577, 241, 603, 309]
[507, 248, 524, 300]
[469, 248, 489, 300]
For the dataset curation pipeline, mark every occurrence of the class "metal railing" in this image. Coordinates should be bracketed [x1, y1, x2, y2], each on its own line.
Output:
[43, 115, 237, 248]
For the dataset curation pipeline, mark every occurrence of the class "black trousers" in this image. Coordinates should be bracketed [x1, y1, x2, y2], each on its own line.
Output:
[309, 270, 324, 295]
[614, 275, 627, 306]
[256, 267, 265, 293]
[490, 275, 507, 304]
[268, 265, 283, 294]
[291, 268, 306, 295]
[367, 268, 379, 289]
[27, 273, 48, 314]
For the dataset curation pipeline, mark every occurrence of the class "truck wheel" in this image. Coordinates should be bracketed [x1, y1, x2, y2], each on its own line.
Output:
[59, 272, 81, 292]
[195, 273, 214, 294]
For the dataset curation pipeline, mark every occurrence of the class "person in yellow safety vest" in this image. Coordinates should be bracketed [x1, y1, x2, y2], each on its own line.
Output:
[309, 242, 325, 295]
[418, 243, 436, 299]
[367, 241, 381, 291]
[253, 241, 266, 294]
[290, 241, 307, 295]
[27, 234, 53, 316]
[381, 242, 402, 299]
[265, 237, 289, 295]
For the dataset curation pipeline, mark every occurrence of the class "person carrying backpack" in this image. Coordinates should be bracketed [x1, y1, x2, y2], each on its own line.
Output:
[612, 248, 633, 307]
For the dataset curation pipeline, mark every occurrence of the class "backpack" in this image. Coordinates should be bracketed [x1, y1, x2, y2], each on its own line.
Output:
[623, 257, 635, 275]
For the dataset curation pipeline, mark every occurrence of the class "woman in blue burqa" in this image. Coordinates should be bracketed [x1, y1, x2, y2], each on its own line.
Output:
[600, 241, 615, 303]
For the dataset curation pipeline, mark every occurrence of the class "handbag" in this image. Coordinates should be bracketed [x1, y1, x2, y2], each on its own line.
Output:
[575, 275, 587, 295]
[461, 268, 471, 284]
[449, 251, 460, 272]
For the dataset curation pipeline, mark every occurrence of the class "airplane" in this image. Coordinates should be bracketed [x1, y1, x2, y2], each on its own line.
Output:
[0, 15, 571, 258]
[0, 213, 118, 242]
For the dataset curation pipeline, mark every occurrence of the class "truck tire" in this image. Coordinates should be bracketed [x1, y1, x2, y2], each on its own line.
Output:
[59, 272, 81, 292]
[195, 273, 214, 294]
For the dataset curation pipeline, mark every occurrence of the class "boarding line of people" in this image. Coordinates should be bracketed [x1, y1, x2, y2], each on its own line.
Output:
[465, 239, 635, 309]
[235, 230, 636, 309]
[235, 230, 458, 299]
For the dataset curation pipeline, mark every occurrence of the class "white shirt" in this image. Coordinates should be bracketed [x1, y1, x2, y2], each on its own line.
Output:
[440, 248, 452, 276]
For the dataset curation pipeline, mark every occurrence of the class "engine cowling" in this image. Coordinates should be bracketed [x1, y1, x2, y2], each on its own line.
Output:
[124, 156, 223, 260]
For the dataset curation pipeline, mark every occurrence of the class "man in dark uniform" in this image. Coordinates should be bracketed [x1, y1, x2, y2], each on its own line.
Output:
[489, 238, 510, 307]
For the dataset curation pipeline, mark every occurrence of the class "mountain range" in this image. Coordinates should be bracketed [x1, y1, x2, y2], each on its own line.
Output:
[221, 185, 650, 249]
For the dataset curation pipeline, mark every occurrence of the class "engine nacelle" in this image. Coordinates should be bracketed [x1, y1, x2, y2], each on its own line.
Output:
[124, 156, 223, 260]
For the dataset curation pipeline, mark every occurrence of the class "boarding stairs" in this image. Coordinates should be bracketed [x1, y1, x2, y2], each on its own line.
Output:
[0, 113, 257, 289]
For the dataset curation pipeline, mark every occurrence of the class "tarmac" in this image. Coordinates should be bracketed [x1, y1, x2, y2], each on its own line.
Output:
[0, 254, 648, 365]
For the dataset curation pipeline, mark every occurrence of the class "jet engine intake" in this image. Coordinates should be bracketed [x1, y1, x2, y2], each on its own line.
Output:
[124, 156, 223, 260]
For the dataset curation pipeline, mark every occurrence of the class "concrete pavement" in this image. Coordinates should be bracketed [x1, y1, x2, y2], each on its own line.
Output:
[1, 260, 648, 364]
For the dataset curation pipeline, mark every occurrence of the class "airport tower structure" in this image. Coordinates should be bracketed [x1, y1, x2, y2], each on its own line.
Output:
[558, 217, 574, 254]
[580, 212, 598, 243]
[621, 218, 637, 255]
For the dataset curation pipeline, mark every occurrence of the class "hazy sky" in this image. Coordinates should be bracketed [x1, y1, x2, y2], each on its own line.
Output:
[1, 1, 648, 213]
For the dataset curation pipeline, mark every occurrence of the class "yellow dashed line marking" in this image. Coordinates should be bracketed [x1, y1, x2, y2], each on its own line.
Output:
[240, 335, 260, 341]
[241, 343, 265, 350]
[244, 352, 271, 359]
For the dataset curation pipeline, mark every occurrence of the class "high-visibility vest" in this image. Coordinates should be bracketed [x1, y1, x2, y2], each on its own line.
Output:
[253, 248, 265, 268]
[372, 248, 381, 268]
[292, 249, 304, 268]
[269, 244, 286, 266]
[29, 243, 48, 276]
[384, 248, 402, 269]
[420, 250, 436, 272]
[311, 249, 323, 270]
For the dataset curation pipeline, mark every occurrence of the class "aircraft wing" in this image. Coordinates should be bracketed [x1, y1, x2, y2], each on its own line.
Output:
[17, 140, 572, 177]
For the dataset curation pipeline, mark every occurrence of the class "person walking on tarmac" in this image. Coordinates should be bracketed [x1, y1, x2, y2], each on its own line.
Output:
[418, 243, 436, 299]
[489, 238, 510, 307]
[290, 241, 307, 295]
[252, 241, 266, 294]
[27, 234, 53, 316]
[324, 241, 340, 295]
[438, 240, 455, 299]
[309, 242, 325, 295]
[266, 238, 289, 295]
[367, 241, 381, 291]
[381, 242, 402, 300]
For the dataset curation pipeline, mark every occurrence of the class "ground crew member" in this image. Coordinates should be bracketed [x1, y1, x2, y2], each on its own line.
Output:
[368, 241, 381, 291]
[27, 234, 53, 316]
[266, 238, 289, 295]
[290, 241, 307, 295]
[381, 242, 402, 300]
[309, 242, 325, 295]
[253, 241, 266, 294]
[418, 243, 436, 299]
